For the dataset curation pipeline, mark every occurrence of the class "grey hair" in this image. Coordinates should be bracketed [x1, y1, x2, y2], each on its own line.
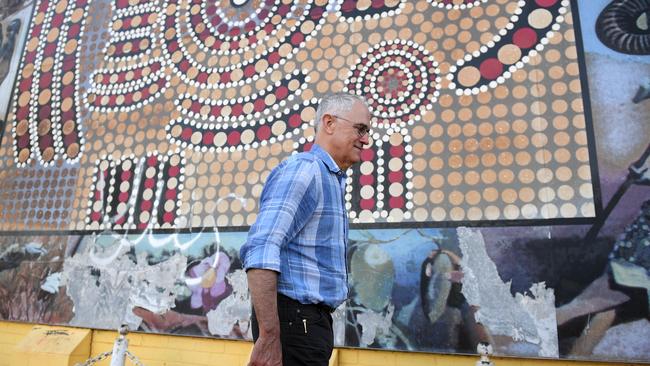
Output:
[314, 92, 368, 132]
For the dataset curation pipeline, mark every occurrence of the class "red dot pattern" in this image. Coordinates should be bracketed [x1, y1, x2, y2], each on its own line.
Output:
[167, 103, 311, 151]
[88, 77, 168, 110]
[161, 0, 327, 87]
[115, 0, 149, 9]
[180, 74, 303, 120]
[88, 167, 111, 225]
[115, 12, 158, 33]
[86, 152, 184, 229]
[340, 0, 402, 18]
[11, 0, 86, 166]
[450, 0, 563, 90]
[346, 40, 439, 127]
[385, 142, 407, 210]
[108, 36, 150, 58]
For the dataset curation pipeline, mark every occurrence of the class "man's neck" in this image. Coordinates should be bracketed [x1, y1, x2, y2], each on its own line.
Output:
[313, 138, 348, 171]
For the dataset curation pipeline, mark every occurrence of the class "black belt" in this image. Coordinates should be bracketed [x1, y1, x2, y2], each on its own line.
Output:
[278, 293, 335, 314]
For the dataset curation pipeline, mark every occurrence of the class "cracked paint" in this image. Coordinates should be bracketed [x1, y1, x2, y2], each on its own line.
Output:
[457, 227, 558, 357]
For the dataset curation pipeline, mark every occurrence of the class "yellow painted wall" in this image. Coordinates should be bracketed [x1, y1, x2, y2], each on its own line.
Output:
[0, 321, 646, 366]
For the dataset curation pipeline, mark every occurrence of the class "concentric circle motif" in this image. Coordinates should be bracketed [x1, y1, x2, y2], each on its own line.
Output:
[85, 0, 326, 158]
[346, 39, 441, 129]
[9, 0, 87, 167]
[342, 39, 429, 222]
[85, 0, 166, 111]
[161, 0, 326, 89]
[85, 151, 186, 230]
[102, 1, 159, 62]
[427, 0, 487, 9]
[86, 60, 170, 112]
[596, 0, 650, 55]
[202, 0, 276, 48]
[167, 70, 311, 152]
[448, 0, 568, 95]
[338, 0, 405, 22]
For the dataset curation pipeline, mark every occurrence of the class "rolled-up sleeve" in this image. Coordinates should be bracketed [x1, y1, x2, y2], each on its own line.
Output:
[240, 157, 318, 272]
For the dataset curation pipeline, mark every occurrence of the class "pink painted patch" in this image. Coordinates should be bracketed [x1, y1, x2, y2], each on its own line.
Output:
[359, 174, 374, 186]
[535, 0, 558, 7]
[227, 130, 241, 145]
[389, 196, 404, 208]
[512, 27, 538, 49]
[257, 125, 271, 140]
[360, 198, 375, 210]
[479, 58, 503, 80]
[361, 148, 375, 161]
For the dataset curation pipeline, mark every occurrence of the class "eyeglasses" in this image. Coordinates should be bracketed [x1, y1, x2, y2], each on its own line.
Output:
[331, 115, 371, 138]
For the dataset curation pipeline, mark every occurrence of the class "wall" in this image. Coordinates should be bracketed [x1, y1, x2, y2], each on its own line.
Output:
[3, 321, 647, 366]
[0, 0, 649, 363]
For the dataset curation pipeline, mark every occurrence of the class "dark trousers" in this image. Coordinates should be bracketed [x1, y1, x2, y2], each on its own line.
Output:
[251, 294, 334, 366]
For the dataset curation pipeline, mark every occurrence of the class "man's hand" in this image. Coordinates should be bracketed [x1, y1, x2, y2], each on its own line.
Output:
[246, 269, 282, 366]
[248, 334, 282, 366]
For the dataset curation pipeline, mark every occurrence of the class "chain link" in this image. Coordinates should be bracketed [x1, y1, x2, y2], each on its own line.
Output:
[75, 350, 113, 366]
[75, 349, 146, 365]
[125, 350, 146, 366]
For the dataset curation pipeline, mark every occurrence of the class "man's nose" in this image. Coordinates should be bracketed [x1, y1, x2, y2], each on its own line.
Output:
[360, 133, 370, 145]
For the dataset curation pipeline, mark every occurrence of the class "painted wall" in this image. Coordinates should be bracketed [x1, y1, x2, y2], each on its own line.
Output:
[3, 321, 645, 366]
[0, 0, 649, 363]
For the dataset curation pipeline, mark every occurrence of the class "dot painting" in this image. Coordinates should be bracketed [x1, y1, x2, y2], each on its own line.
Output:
[85, 150, 186, 230]
[9, 0, 87, 168]
[0, 0, 598, 232]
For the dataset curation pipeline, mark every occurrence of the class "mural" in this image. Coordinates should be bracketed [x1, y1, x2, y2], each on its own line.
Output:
[0, 0, 649, 364]
[0, 0, 34, 123]
[0, 0, 599, 231]
[0, 228, 560, 356]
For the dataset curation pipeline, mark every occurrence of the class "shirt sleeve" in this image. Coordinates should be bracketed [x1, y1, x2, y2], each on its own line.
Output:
[240, 157, 319, 272]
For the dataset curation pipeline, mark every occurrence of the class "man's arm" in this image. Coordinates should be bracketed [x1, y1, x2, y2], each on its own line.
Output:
[242, 158, 318, 365]
[247, 268, 282, 366]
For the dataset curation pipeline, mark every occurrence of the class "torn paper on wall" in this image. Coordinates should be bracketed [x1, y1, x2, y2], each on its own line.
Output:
[206, 269, 252, 339]
[457, 227, 558, 357]
[332, 305, 346, 347]
[41, 272, 61, 294]
[61, 238, 187, 330]
[356, 304, 395, 347]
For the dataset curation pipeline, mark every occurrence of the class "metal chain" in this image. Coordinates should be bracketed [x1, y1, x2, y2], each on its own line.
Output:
[125, 350, 146, 366]
[75, 350, 113, 366]
[75, 349, 146, 366]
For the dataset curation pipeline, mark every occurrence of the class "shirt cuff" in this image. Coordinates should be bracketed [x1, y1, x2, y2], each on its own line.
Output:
[242, 242, 281, 273]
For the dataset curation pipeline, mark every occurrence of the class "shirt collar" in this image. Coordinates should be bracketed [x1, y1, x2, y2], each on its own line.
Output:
[310, 144, 344, 176]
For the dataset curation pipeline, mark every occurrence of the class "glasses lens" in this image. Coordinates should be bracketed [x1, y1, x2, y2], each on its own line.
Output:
[357, 126, 369, 137]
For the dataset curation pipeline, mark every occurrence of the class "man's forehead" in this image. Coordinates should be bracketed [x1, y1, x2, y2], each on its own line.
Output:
[348, 102, 371, 120]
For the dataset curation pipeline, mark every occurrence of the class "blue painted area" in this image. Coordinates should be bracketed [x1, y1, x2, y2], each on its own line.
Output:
[576, 0, 650, 64]
[349, 228, 441, 290]
[89, 228, 443, 273]
[91, 229, 247, 261]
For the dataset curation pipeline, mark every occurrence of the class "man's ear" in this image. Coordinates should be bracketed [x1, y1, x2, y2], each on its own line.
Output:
[322, 114, 335, 133]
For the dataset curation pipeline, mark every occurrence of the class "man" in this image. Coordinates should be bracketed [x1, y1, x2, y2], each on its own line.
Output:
[240, 92, 372, 366]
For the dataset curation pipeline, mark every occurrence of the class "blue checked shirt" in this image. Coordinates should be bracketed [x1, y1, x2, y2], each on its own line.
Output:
[240, 144, 349, 308]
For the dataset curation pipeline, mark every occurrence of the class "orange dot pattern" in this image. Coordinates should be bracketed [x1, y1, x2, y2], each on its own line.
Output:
[8, 0, 87, 168]
[449, 0, 569, 95]
[0, 0, 597, 231]
[0, 165, 78, 230]
[85, 150, 186, 230]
